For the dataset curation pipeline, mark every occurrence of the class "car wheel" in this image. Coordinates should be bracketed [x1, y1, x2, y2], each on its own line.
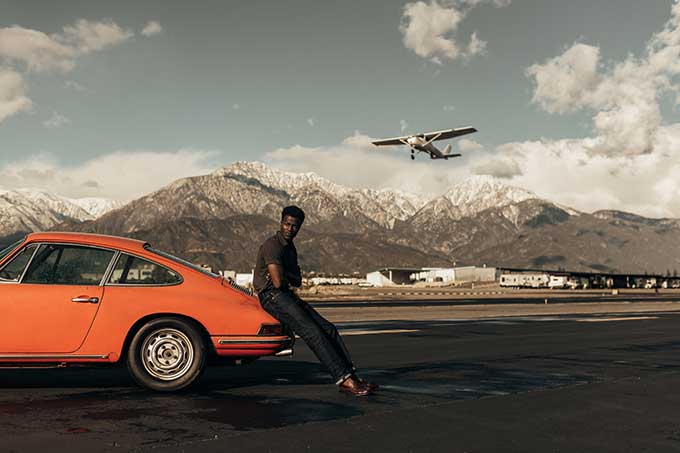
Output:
[127, 317, 206, 392]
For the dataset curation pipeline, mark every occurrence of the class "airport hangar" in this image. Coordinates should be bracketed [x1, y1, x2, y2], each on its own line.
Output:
[366, 266, 496, 287]
[366, 266, 679, 289]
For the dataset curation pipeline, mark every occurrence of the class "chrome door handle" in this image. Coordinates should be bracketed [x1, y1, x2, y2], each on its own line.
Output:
[71, 297, 99, 304]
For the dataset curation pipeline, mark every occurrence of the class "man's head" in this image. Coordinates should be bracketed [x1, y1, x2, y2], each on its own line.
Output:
[280, 205, 305, 241]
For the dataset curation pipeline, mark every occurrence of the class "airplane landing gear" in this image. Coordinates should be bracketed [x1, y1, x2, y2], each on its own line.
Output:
[411, 149, 415, 160]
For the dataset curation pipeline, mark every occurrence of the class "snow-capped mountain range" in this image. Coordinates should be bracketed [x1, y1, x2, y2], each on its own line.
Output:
[0, 188, 123, 236]
[0, 161, 568, 238]
[3, 161, 678, 274]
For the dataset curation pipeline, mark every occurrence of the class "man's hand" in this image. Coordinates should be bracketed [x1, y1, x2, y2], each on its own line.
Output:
[267, 263, 289, 290]
[286, 271, 302, 288]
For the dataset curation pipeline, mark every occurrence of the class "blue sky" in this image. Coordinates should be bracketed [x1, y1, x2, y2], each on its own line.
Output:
[1, 0, 680, 218]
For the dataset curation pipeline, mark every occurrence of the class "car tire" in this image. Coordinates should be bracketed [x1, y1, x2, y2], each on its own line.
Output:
[127, 317, 207, 392]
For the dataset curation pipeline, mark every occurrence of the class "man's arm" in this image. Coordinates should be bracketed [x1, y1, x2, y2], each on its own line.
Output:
[286, 270, 302, 288]
[286, 248, 302, 287]
[267, 263, 289, 290]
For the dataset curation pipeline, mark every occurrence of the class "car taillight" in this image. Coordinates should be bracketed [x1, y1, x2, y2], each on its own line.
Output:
[258, 324, 283, 336]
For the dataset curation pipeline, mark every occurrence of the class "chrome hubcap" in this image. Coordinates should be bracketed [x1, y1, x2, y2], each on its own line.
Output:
[141, 328, 194, 381]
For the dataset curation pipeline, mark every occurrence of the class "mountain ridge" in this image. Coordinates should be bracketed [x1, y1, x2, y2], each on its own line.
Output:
[1, 161, 678, 274]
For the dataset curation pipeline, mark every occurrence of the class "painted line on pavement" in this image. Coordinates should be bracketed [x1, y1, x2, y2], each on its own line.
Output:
[340, 329, 420, 336]
[576, 316, 659, 323]
[294, 328, 419, 339]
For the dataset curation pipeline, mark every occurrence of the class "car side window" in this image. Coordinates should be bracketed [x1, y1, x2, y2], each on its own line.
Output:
[109, 253, 181, 285]
[0, 244, 38, 282]
[22, 244, 115, 285]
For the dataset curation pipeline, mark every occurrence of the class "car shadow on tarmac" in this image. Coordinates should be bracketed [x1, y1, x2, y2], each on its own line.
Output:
[0, 358, 602, 436]
[0, 356, 594, 398]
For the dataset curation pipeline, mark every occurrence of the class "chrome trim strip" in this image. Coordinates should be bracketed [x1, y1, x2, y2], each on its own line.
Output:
[100, 250, 121, 287]
[18, 244, 40, 284]
[106, 282, 182, 288]
[0, 354, 109, 359]
[218, 339, 290, 345]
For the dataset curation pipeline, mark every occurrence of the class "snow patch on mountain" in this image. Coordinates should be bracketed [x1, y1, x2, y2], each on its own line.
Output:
[214, 161, 428, 228]
[215, 161, 350, 196]
[66, 197, 125, 218]
[443, 175, 537, 218]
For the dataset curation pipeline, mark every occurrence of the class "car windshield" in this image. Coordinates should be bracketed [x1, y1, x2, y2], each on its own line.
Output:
[144, 245, 219, 278]
[0, 238, 25, 262]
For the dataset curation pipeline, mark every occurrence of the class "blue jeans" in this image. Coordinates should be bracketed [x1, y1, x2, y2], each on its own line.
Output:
[258, 288, 355, 384]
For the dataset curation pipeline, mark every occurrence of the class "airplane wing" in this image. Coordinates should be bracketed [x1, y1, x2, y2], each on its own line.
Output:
[423, 126, 477, 141]
[371, 136, 409, 146]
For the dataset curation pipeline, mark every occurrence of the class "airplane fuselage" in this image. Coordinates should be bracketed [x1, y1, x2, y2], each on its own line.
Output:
[407, 136, 448, 158]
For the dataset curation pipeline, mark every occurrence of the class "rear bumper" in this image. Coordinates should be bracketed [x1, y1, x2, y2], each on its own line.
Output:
[210, 335, 294, 357]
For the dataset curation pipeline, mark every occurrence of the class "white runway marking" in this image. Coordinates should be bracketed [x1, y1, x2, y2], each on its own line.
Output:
[339, 329, 420, 336]
[294, 328, 419, 339]
[576, 316, 659, 323]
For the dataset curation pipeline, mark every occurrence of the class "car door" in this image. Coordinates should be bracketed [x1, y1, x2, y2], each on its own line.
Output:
[0, 243, 115, 354]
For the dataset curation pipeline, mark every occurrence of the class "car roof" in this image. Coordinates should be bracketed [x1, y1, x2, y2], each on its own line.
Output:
[25, 232, 148, 252]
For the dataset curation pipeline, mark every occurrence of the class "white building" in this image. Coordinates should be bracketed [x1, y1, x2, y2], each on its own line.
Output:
[307, 276, 361, 286]
[235, 271, 254, 286]
[219, 270, 237, 280]
[500, 272, 550, 288]
[412, 266, 496, 284]
[366, 268, 422, 287]
[367, 266, 497, 287]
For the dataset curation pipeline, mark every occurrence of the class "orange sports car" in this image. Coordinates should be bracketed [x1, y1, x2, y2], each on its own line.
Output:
[0, 232, 293, 391]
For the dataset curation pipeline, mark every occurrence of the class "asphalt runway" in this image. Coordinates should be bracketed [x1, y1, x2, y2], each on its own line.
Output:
[3, 306, 680, 452]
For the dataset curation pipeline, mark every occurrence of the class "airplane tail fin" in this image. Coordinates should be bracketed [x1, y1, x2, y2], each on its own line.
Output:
[441, 144, 462, 160]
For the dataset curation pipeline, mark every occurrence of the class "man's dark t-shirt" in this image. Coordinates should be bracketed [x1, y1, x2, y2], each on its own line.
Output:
[253, 231, 302, 293]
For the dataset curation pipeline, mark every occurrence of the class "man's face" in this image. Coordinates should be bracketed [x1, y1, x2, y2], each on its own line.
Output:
[280, 215, 303, 241]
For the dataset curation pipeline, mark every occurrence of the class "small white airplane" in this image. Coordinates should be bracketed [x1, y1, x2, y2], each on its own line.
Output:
[372, 126, 477, 160]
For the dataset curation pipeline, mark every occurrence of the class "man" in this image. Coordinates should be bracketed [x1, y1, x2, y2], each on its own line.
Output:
[254, 205, 377, 396]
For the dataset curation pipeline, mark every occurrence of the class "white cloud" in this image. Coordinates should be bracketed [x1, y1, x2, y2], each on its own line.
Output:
[0, 67, 32, 122]
[400, 119, 408, 132]
[443, 104, 455, 111]
[471, 157, 521, 179]
[0, 20, 133, 73]
[307, 117, 315, 127]
[492, 127, 680, 218]
[399, 0, 509, 64]
[526, 2, 680, 157]
[141, 21, 162, 37]
[232, 103, 240, 110]
[526, 43, 601, 114]
[42, 111, 70, 128]
[458, 138, 483, 151]
[0, 26, 75, 72]
[0, 19, 133, 123]
[59, 19, 133, 54]
[0, 150, 216, 201]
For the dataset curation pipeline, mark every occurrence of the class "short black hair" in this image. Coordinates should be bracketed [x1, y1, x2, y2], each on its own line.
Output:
[281, 205, 305, 223]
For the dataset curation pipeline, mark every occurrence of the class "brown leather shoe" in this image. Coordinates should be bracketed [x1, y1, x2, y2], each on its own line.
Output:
[338, 377, 373, 397]
[356, 377, 379, 391]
